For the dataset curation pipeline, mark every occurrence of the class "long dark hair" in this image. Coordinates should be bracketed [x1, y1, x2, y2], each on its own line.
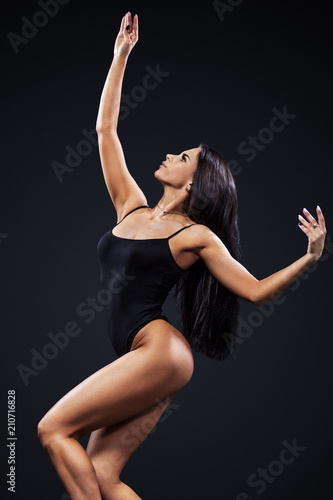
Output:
[176, 143, 242, 361]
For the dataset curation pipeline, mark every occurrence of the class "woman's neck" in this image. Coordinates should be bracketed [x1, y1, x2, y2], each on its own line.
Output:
[150, 190, 188, 220]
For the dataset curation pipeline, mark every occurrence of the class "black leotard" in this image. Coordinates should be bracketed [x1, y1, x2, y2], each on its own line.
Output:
[97, 205, 196, 357]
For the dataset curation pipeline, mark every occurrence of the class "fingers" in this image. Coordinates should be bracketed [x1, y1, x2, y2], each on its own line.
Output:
[125, 11, 131, 30]
[299, 207, 318, 229]
[117, 12, 139, 49]
[298, 206, 326, 235]
[125, 11, 134, 31]
[118, 15, 125, 35]
[316, 205, 326, 233]
[302, 207, 317, 226]
[122, 12, 138, 41]
[298, 214, 317, 238]
[132, 13, 139, 37]
[298, 213, 311, 234]
[122, 12, 132, 41]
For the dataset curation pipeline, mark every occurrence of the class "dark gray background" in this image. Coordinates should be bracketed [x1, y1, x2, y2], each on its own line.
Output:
[1, 0, 332, 499]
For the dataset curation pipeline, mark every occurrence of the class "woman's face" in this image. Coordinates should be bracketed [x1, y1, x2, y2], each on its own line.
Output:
[155, 147, 201, 190]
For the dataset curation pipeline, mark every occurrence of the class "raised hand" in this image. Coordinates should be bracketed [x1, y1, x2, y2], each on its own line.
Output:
[298, 206, 327, 260]
[114, 12, 139, 59]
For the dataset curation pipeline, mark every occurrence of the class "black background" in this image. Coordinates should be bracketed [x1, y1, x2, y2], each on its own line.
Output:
[1, 0, 332, 499]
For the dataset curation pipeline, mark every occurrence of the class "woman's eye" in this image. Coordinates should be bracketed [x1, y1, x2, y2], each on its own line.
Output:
[181, 155, 186, 162]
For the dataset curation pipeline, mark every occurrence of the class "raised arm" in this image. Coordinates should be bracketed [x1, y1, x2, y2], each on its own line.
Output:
[96, 12, 147, 220]
[194, 206, 327, 306]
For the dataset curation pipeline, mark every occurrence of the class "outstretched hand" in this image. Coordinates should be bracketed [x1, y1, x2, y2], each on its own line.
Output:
[114, 12, 139, 59]
[298, 206, 326, 260]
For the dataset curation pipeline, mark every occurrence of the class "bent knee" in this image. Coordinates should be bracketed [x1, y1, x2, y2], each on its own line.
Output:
[37, 418, 52, 448]
[37, 416, 65, 449]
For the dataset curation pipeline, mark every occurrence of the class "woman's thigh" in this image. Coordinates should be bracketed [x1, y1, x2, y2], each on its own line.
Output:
[38, 319, 193, 441]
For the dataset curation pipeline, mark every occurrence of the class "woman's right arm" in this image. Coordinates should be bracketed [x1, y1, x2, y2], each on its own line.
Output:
[96, 13, 147, 220]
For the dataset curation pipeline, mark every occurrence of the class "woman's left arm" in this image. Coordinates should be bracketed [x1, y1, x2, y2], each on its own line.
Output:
[196, 206, 326, 306]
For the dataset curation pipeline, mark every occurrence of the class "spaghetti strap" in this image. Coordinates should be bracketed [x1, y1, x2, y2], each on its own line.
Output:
[117, 205, 150, 225]
[167, 224, 197, 240]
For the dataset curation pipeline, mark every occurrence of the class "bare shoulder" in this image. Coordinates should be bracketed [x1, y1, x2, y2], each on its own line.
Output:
[183, 221, 220, 250]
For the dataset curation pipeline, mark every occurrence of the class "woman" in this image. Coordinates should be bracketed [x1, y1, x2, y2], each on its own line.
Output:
[37, 12, 326, 500]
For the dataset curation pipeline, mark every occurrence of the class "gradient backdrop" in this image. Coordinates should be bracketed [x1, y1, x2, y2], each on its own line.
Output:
[1, 1, 332, 499]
